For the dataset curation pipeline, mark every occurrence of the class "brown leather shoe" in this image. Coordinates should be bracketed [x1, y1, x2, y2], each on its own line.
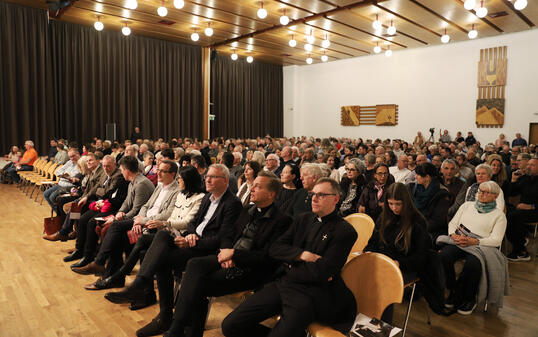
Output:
[68, 231, 77, 240]
[43, 232, 67, 241]
[72, 261, 106, 276]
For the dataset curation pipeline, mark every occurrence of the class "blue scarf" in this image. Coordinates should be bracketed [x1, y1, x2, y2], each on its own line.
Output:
[475, 200, 497, 213]
[413, 179, 440, 215]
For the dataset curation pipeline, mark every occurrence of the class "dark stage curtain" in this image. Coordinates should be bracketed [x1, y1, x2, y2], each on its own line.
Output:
[0, 2, 55, 154]
[50, 21, 203, 144]
[211, 54, 283, 138]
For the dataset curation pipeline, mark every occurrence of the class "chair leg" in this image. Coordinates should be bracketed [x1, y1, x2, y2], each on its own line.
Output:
[205, 297, 214, 326]
[424, 299, 431, 325]
[484, 299, 488, 312]
[534, 225, 537, 239]
[402, 283, 416, 337]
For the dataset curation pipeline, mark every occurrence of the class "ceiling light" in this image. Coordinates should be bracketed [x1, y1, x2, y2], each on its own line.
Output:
[125, 0, 137, 10]
[304, 43, 313, 52]
[122, 23, 131, 36]
[191, 31, 199, 41]
[247, 44, 253, 51]
[306, 33, 315, 45]
[373, 42, 381, 54]
[173, 0, 184, 9]
[288, 35, 297, 47]
[387, 20, 396, 35]
[231, 52, 238, 60]
[385, 46, 392, 57]
[464, 0, 476, 10]
[257, 2, 267, 19]
[372, 14, 382, 30]
[468, 24, 478, 39]
[157, 1, 168, 17]
[280, 9, 289, 25]
[321, 54, 328, 62]
[94, 17, 104, 31]
[476, 1, 487, 18]
[246, 56, 253, 63]
[205, 23, 213, 36]
[514, 0, 527, 10]
[441, 29, 450, 43]
[306, 57, 313, 64]
[321, 35, 330, 48]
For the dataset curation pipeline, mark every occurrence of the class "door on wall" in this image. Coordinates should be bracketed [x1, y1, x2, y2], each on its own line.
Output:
[530, 123, 538, 146]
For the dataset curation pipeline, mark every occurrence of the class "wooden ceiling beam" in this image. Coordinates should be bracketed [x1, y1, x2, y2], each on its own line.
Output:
[449, 0, 504, 33]
[210, 0, 384, 48]
[374, 3, 441, 38]
[500, 0, 535, 27]
[409, 0, 469, 34]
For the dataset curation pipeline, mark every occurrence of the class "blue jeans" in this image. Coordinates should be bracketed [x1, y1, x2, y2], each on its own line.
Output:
[43, 185, 66, 212]
[7, 165, 33, 182]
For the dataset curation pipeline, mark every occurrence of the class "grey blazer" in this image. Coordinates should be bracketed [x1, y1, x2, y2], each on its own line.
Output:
[138, 180, 180, 224]
[118, 174, 155, 220]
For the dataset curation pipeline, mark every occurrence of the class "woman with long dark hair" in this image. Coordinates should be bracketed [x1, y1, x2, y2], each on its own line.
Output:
[237, 161, 262, 206]
[339, 158, 366, 216]
[358, 163, 395, 220]
[409, 162, 451, 243]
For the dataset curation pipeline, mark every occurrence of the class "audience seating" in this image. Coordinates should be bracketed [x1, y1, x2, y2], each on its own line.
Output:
[344, 213, 375, 261]
[306, 252, 404, 337]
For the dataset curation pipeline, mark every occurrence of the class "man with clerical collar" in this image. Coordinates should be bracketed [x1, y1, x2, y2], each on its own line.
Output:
[222, 177, 358, 337]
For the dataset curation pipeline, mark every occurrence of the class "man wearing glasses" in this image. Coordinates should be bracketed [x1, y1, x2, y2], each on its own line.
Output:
[223, 177, 358, 337]
[104, 164, 242, 326]
[75, 160, 180, 288]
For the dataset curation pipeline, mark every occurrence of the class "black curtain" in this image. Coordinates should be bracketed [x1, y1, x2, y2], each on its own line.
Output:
[50, 21, 202, 144]
[0, 2, 55, 154]
[211, 54, 283, 138]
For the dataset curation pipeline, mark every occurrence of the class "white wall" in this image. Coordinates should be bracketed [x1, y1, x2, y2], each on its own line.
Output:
[283, 29, 538, 144]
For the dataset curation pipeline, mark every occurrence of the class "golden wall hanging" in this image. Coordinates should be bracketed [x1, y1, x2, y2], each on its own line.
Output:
[476, 46, 506, 128]
[341, 104, 398, 126]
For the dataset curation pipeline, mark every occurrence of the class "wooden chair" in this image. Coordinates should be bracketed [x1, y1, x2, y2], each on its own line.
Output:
[23, 160, 51, 194]
[35, 164, 62, 203]
[344, 213, 375, 261]
[306, 252, 404, 337]
[19, 158, 46, 192]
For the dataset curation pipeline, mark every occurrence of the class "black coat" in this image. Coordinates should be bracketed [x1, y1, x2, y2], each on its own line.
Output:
[408, 182, 451, 244]
[184, 190, 243, 252]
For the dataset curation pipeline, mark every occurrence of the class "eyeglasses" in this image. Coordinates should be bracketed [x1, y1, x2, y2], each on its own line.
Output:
[310, 192, 337, 199]
[345, 168, 357, 172]
[478, 189, 494, 194]
[205, 175, 225, 180]
[156, 169, 173, 173]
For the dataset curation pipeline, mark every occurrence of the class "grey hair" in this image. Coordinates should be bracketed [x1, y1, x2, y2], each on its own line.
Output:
[209, 163, 230, 180]
[348, 158, 366, 174]
[479, 181, 500, 195]
[475, 163, 493, 177]
[317, 163, 331, 177]
[301, 163, 323, 178]
[25, 140, 34, 147]
[441, 158, 458, 169]
[365, 154, 376, 165]
[143, 151, 154, 160]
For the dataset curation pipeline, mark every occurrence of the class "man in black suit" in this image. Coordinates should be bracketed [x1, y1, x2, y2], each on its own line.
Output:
[104, 164, 242, 317]
[222, 177, 358, 337]
[136, 171, 292, 337]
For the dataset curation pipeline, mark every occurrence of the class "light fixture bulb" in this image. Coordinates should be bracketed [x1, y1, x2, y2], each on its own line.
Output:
[387, 26, 396, 35]
[289, 38, 297, 47]
[157, 6, 168, 17]
[247, 44, 253, 51]
[372, 19, 382, 30]
[373, 45, 381, 53]
[94, 21, 104, 31]
[231, 53, 238, 60]
[280, 15, 289, 25]
[246, 56, 253, 63]
[441, 34, 450, 43]
[476, 6, 487, 18]
[122, 26, 131, 36]
[321, 55, 328, 62]
[306, 34, 315, 44]
[304, 43, 313, 52]
[385, 49, 392, 57]
[321, 39, 330, 48]
[125, 0, 137, 10]
[191, 32, 199, 41]
[306, 57, 313, 64]
[205, 27, 213, 36]
[468, 29, 478, 39]
[464, 0, 476, 10]
[514, 0, 527, 10]
[257, 8, 267, 19]
[173, 0, 184, 9]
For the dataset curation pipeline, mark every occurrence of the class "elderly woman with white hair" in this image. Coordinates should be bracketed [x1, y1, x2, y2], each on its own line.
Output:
[439, 181, 508, 316]
[339, 158, 366, 216]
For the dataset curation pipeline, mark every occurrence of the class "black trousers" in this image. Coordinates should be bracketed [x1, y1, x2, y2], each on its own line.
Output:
[222, 281, 315, 337]
[135, 230, 210, 316]
[82, 210, 115, 259]
[506, 209, 538, 253]
[94, 219, 134, 275]
[167, 255, 269, 337]
[114, 232, 155, 278]
[75, 209, 99, 253]
[440, 245, 481, 303]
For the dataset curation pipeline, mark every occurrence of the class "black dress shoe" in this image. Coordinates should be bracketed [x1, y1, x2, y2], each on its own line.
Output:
[105, 285, 145, 304]
[94, 276, 125, 290]
[136, 314, 171, 337]
[129, 291, 157, 310]
[70, 256, 92, 269]
[63, 249, 83, 262]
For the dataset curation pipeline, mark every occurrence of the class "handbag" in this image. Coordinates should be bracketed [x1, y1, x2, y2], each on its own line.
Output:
[43, 210, 62, 235]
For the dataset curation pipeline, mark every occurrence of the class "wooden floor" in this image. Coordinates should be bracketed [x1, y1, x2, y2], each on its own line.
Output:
[1, 183, 537, 337]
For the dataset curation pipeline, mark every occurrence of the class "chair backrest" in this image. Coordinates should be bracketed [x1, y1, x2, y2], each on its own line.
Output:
[47, 163, 58, 178]
[39, 161, 53, 175]
[52, 165, 63, 181]
[32, 158, 44, 171]
[342, 252, 403, 319]
[345, 213, 375, 254]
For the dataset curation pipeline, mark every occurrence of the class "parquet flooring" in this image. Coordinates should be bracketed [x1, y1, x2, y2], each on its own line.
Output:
[1, 184, 537, 337]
